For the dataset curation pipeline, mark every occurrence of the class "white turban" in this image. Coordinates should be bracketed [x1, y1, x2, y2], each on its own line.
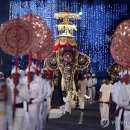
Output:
[11, 66, 20, 75]
[25, 66, 35, 73]
[92, 73, 95, 76]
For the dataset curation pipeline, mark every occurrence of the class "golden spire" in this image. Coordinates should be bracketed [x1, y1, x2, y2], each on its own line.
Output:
[54, 11, 81, 37]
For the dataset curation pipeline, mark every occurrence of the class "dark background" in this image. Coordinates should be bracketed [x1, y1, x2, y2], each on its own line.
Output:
[0, 0, 130, 78]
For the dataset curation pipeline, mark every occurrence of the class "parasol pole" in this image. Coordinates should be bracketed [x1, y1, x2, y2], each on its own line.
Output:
[13, 13, 20, 118]
[36, 52, 39, 73]
[28, 51, 32, 89]
[39, 53, 42, 73]
[27, 13, 33, 89]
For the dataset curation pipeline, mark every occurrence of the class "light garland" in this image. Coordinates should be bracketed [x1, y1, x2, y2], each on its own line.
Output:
[9, 0, 128, 72]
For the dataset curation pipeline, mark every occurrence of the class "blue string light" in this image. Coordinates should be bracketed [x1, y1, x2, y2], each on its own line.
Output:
[9, 0, 128, 73]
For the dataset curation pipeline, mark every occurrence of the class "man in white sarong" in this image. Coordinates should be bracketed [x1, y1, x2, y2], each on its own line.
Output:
[99, 78, 112, 128]
[26, 66, 42, 130]
[0, 72, 7, 130]
[78, 74, 88, 109]
[111, 75, 124, 130]
[33, 69, 49, 130]
[8, 66, 30, 130]
[6, 74, 14, 130]
[117, 74, 130, 130]
[40, 71, 52, 130]
[88, 74, 97, 104]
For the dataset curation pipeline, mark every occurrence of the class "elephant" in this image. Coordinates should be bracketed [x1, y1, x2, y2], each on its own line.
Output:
[46, 36, 90, 92]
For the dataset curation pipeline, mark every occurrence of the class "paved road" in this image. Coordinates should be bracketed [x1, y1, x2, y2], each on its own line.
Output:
[45, 103, 115, 130]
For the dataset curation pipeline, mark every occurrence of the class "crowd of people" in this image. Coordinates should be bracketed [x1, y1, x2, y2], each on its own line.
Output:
[56, 70, 130, 130]
[98, 70, 130, 130]
[0, 63, 53, 130]
[0, 64, 130, 130]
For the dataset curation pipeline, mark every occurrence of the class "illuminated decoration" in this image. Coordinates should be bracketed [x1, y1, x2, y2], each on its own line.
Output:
[46, 11, 90, 91]
[46, 52, 58, 70]
[9, 0, 128, 72]
[107, 63, 121, 80]
[110, 20, 130, 67]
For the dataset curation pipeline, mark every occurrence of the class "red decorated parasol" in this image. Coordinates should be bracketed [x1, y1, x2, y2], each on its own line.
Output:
[20, 13, 53, 51]
[0, 17, 37, 118]
[110, 20, 130, 67]
[0, 19, 36, 56]
[20, 14, 54, 73]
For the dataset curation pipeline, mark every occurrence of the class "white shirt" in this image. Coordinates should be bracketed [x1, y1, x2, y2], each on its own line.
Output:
[99, 83, 112, 102]
[111, 81, 122, 104]
[6, 76, 30, 104]
[92, 78, 97, 86]
[16, 83, 30, 103]
[43, 79, 51, 99]
[88, 78, 93, 87]
[16, 76, 30, 103]
[29, 79, 42, 104]
[78, 78, 88, 94]
[6, 77, 14, 105]
[118, 83, 130, 109]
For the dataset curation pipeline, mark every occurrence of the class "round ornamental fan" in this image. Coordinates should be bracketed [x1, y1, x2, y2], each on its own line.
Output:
[32, 40, 54, 60]
[0, 19, 36, 56]
[20, 14, 53, 52]
[110, 20, 130, 67]
[20, 13, 54, 59]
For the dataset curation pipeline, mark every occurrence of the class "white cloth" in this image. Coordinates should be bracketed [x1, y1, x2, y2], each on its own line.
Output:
[115, 106, 123, 130]
[117, 83, 130, 130]
[63, 94, 76, 114]
[123, 110, 130, 130]
[28, 77, 42, 130]
[11, 66, 20, 75]
[12, 76, 30, 130]
[99, 84, 112, 102]
[13, 112, 24, 130]
[78, 96, 85, 109]
[25, 66, 35, 73]
[88, 87, 95, 103]
[111, 81, 122, 104]
[111, 81, 123, 130]
[99, 83, 112, 127]
[60, 105, 65, 114]
[63, 96, 71, 114]
[0, 81, 7, 130]
[88, 78, 97, 103]
[39, 78, 51, 130]
[6, 77, 14, 130]
[118, 83, 130, 109]
[78, 78, 88, 94]
[40, 101, 48, 130]
[78, 78, 88, 109]
[0, 114, 6, 130]
[100, 103, 110, 122]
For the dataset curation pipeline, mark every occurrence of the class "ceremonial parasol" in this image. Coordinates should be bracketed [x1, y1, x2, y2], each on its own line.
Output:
[110, 20, 130, 67]
[20, 13, 54, 72]
[0, 17, 37, 117]
[0, 18, 36, 56]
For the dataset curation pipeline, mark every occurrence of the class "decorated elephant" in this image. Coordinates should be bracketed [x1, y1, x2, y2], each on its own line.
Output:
[45, 11, 90, 92]
[46, 36, 90, 91]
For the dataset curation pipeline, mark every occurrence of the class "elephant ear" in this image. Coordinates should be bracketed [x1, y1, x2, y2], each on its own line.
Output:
[45, 52, 58, 70]
[77, 52, 90, 70]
